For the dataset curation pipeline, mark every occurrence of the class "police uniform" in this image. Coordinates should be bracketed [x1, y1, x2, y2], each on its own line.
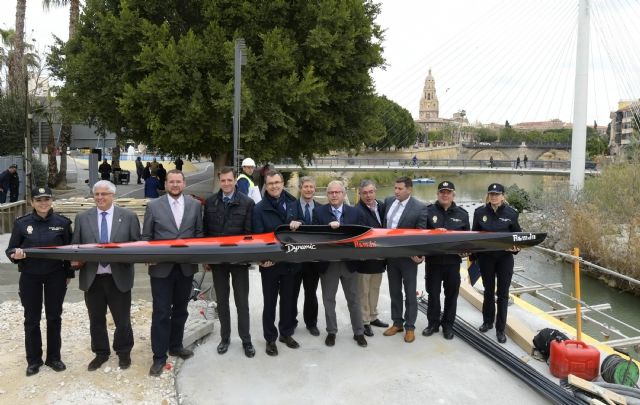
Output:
[472, 183, 521, 340]
[5, 187, 73, 373]
[424, 181, 470, 338]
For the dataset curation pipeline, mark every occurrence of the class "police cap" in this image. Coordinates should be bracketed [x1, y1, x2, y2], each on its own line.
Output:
[32, 186, 53, 199]
[437, 181, 455, 191]
[487, 183, 505, 194]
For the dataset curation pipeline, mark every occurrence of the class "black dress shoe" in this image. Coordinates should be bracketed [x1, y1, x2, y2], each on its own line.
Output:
[363, 325, 374, 337]
[278, 336, 300, 349]
[217, 340, 230, 355]
[169, 348, 194, 360]
[44, 359, 66, 372]
[307, 326, 320, 336]
[422, 324, 439, 337]
[88, 355, 109, 371]
[370, 319, 389, 328]
[442, 327, 454, 340]
[353, 334, 368, 347]
[243, 342, 256, 358]
[149, 360, 165, 377]
[118, 353, 131, 369]
[325, 333, 336, 347]
[266, 342, 278, 356]
[26, 360, 44, 377]
[479, 323, 493, 333]
[496, 331, 507, 344]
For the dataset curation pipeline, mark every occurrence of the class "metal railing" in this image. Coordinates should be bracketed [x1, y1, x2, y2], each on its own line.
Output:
[0, 200, 29, 234]
[462, 142, 572, 149]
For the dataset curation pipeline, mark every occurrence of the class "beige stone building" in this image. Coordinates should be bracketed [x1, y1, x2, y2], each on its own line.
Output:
[609, 99, 639, 154]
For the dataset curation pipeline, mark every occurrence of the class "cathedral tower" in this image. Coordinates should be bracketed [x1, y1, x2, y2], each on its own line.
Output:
[419, 69, 439, 120]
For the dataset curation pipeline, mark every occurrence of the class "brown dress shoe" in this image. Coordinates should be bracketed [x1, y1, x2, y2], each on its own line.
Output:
[383, 325, 404, 336]
[404, 330, 415, 343]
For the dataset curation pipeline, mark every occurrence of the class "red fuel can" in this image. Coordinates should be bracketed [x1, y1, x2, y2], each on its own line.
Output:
[549, 339, 600, 381]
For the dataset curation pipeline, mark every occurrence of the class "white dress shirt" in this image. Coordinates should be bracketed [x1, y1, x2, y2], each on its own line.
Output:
[386, 199, 407, 229]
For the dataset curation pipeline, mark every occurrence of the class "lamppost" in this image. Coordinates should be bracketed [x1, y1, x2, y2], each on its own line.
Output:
[233, 38, 247, 172]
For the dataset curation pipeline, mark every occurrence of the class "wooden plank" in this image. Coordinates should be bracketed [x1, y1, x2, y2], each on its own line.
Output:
[567, 374, 626, 405]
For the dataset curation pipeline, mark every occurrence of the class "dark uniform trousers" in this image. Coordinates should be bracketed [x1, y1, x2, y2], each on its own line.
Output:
[292, 263, 320, 329]
[85, 274, 134, 356]
[150, 265, 193, 361]
[19, 271, 67, 364]
[213, 266, 251, 343]
[479, 253, 514, 332]
[426, 263, 460, 327]
[261, 270, 296, 342]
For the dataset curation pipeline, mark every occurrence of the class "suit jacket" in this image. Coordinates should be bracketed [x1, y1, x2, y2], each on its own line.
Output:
[297, 199, 323, 225]
[313, 203, 363, 273]
[355, 199, 386, 274]
[73, 206, 141, 292]
[142, 194, 203, 278]
[383, 195, 428, 268]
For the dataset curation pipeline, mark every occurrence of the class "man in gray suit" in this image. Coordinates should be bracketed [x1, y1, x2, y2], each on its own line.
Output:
[142, 170, 203, 376]
[382, 176, 427, 343]
[71, 180, 140, 371]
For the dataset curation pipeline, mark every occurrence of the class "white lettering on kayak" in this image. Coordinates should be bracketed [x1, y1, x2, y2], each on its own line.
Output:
[513, 233, 536, 242]
[285, 244, 317, 253]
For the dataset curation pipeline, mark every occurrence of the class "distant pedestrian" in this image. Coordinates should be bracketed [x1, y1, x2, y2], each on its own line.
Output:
[523, 154, 528, 168]
[412, 155, 418, 166]
[142, 162, 151, 181]
[489, 156, 494, 168]
[515, 156, 521, 169]
[98, 159, 112, 180]
[150, 158, 159, 176]
[144, 175, 160, 198]
[238, 158, 261, 203]
[0, 163, 19, 203]
[156, 164, 167, 191]
[135, 157, 144, 184]
[174, 157, 184, 171]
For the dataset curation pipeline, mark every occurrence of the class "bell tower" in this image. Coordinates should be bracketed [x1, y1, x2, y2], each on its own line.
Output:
[419, 69, 439, 120]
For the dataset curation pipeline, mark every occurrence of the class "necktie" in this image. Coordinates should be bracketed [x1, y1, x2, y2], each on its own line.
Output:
[173, 200, 182, 229]
[99, 211, 108, 267]
[333, 208, 341, 224]
[387, 200, 402, 229]
[100, 212, 109, 243]
[223, 196, 230, 205]
[304, 203, 311, 224]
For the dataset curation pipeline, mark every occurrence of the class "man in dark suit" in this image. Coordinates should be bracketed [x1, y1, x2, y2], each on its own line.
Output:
[292, 176, 323, 336]
[355, 179, 389, 337]
[203, 167, 255, 358]
[142, 170, 203, 376]
[313, 180, 367, 348]
[71, 180, 140, 371]
[382, 176, 427, 343]
[253, 170, 303, 356]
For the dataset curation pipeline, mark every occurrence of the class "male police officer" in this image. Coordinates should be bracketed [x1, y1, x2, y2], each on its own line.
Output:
[423, 181, 470, 340]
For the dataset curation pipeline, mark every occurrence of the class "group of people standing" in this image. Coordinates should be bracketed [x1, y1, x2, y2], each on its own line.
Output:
[6, 163, 522, 378]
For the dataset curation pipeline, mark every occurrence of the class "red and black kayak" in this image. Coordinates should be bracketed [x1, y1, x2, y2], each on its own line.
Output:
[23, 225, 546, 264]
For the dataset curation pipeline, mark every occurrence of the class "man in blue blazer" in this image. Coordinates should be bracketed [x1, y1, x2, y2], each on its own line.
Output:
[382, 176, 428, 343]
[355, 179, 389, 337]
[313, 180, 367, 348]
[142, 170, 203, 376]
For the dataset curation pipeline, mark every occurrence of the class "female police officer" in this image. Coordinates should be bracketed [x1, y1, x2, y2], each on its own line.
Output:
[6, 186, 74, 376]
[472, 183, 521, 344]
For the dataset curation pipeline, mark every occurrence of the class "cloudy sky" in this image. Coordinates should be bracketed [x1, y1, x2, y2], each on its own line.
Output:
[3, 0, 639, 126]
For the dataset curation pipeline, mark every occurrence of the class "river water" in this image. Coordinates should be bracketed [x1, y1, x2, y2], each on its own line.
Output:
[344, 172, 640, 353]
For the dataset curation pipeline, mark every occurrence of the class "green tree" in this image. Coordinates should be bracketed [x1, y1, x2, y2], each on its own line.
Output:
[7, 0, 27, 95]
[370, 95, 414, 150]
[56, 0, 384, 171]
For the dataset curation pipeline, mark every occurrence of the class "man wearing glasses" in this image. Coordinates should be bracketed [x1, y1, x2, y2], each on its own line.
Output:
[71, 180, 141, 371]
[252, 170, 303, 356]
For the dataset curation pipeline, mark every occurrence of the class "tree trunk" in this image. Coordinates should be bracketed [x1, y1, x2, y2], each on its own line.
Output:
[211, 153, 229, 193]
[112, 144, 121, 168]
[8, 0, 26, 95]
[56, 123, 72, 187]
[47, 124, 59, 187]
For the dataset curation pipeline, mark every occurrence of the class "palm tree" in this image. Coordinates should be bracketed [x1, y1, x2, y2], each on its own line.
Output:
[42, 0, 80, 187]
[8, 0, 27, 95]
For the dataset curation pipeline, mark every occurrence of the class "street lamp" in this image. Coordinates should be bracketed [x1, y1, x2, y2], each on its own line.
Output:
[233, 38, 247, 172]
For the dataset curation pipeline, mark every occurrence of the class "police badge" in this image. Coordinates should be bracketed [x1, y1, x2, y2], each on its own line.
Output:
[482, 215, 487, 222]
[27, 225, 33, 234]
[432, 216, 438, 223]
